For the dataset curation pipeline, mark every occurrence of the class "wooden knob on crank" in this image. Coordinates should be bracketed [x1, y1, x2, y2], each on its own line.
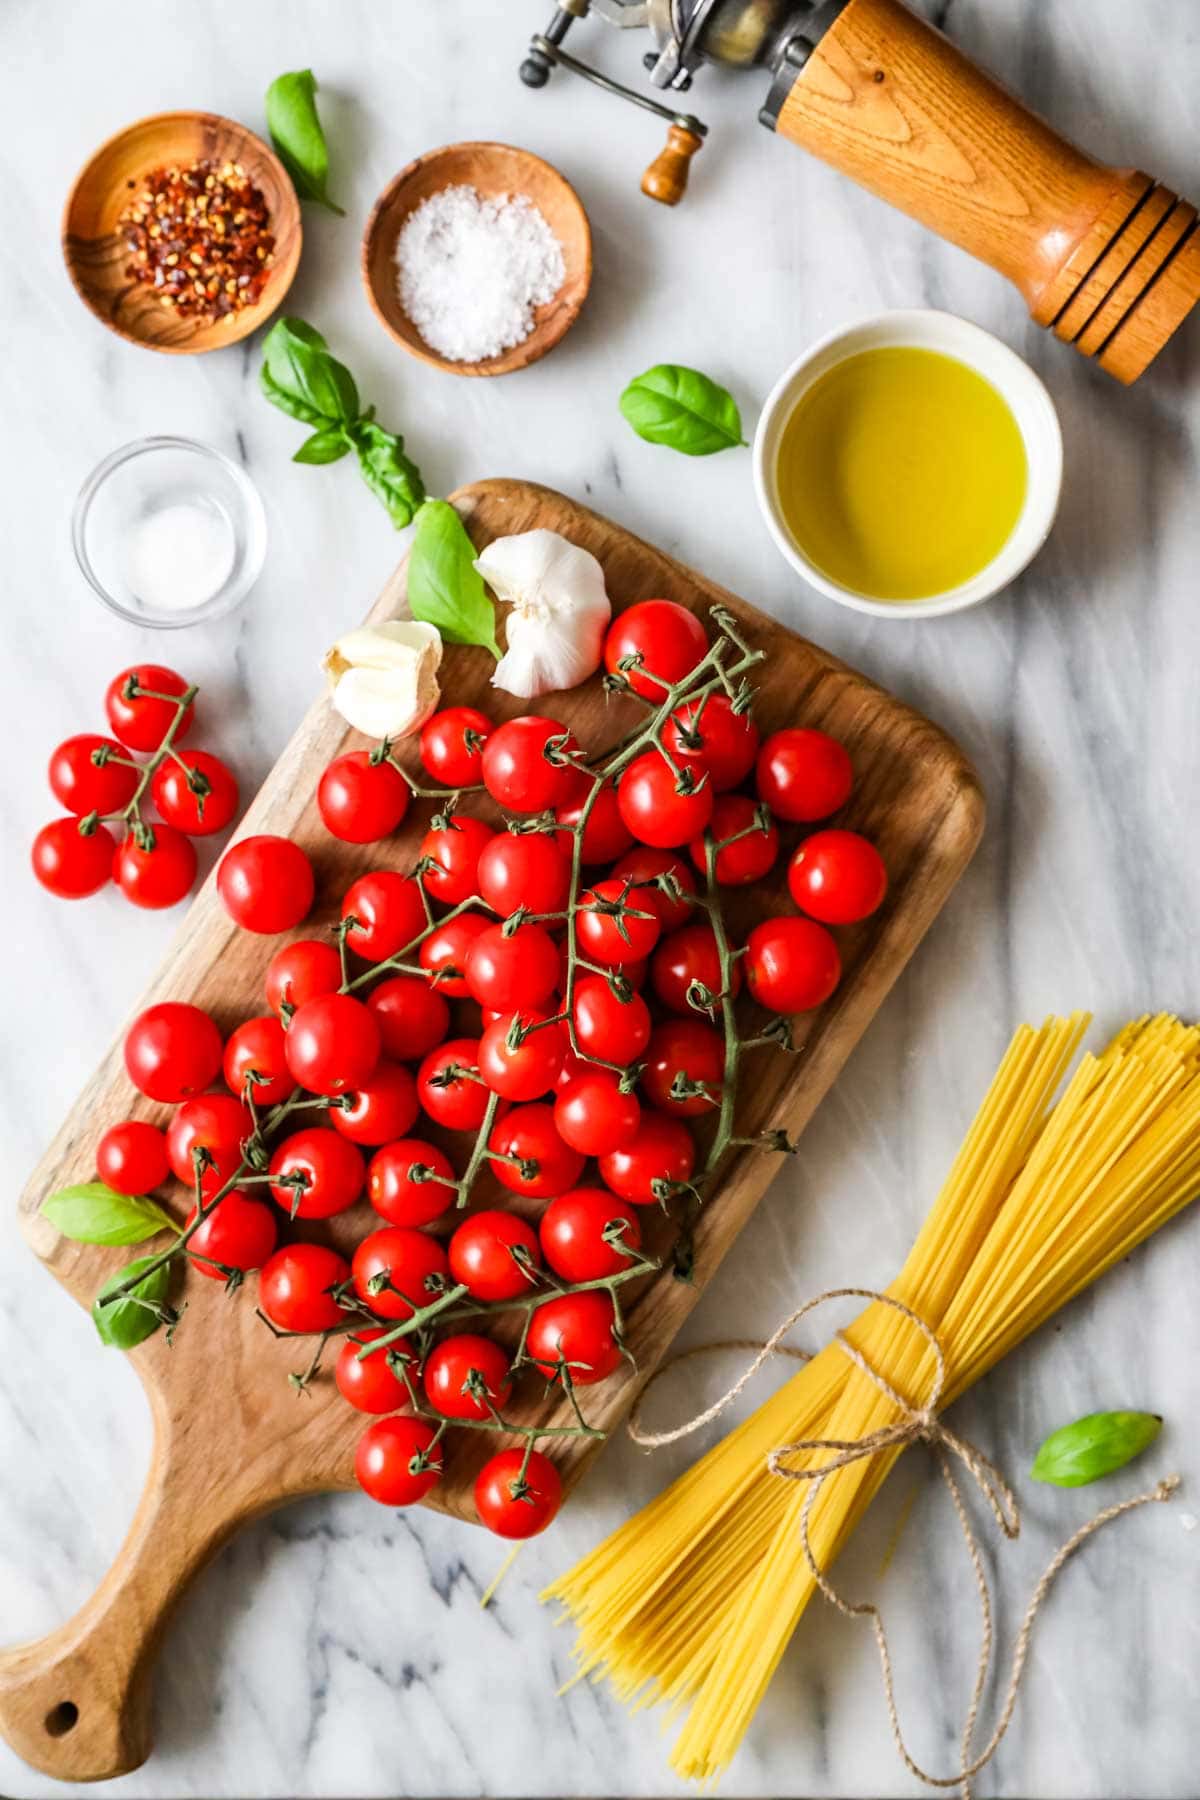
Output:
[642, 126, 703, 206]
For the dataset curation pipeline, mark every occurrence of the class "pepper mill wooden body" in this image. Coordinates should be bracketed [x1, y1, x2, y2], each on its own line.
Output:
[771, 0, 1200, 381]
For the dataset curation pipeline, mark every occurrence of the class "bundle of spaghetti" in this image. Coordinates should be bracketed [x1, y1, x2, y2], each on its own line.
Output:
[544, 1013, 1200, 1784]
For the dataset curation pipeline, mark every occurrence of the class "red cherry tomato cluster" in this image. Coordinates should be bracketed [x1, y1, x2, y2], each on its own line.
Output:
[32, 666, 240, 910]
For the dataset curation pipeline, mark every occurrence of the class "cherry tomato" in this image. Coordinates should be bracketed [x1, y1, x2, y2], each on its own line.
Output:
[419, 913, 490, 998]
[744, 916, 841, 1013]
[259, 1242, 349, 1333]
[539, 1187, 642, 1282]
[651, 921, 742, 1017]
[788, 829, 887, 925]
[481, 716, 587, 813]
[424, 1334, 512, 1421]
[418, 814, 495, 905]
[599, 1112, 696, 1206]
[479, 1009, 567, 1101]
[264, 938, 342, 1019]
[167, 1092, 253, 1196]
[571, 976, 651, 1067]
[331, 1060, 419, 1146]
[663, 692, 759, 791]
[368, 1139, 458, 1227]
[641, 1019, 726, 1117]
[367, 975, 450, 1062]
[317, 751, 410, 844]
[554, 782, 633, 865]
[285, 993, 381, 1097]
[526, 1290, 622, 1386]
[125, 1002, 222, 1103]
[352, 1225, 450, 1320]
[420, 706, 493, 788]
[32, 818, 116, 898]
[756, 728, 854, 823]
[690, 793, 779, 887]
[576, 877, 661, 967]
[218, 835, 314, 934]
[187, 1192, 277, 1280]
[475, 1448, 562, 1539]
[335, 1327, 417, 1415]
[223, 1015, 295, 1107]
[477, 830, 570, 919]
[151, 751, 239, 837]
[608, 847, 698, 933]
[417, 1038, 491, 1132]
[341, 871, 426, 963]
[466, 921, 560, 1012]
[448, 1209, 542, 1301]
[486, 1103, 585, 1199]
[554, 1069, 640, 1158]
[49, 735, 139, 816]
[113, 824, 197, 909]
[618, 752, 713, 850]
[356, 1415, 443, 1505]
[269, 1126, 365, 1219]
[105, 665, 194, 752]
[95, 1120, 170, 1196]
[603, 600, 708, 702]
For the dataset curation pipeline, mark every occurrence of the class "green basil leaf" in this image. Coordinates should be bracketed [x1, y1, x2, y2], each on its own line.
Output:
[260, 360, 326, 426]
[262, 317, 359, 424]
[92, 1256, 172, 1350]
[408, 500, 500, 655]
[42, 1183, 176, 1247]
[619, 364, 746, 456]
[351, 420, 427, 528]
[1031, 1410, 1163, 1488]
[294, 425, 352, 466]
[265, 69, 344, 216]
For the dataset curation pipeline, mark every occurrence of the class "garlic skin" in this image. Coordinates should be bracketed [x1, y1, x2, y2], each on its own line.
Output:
[323, 620, 442, 739]
[475, 529, 612, 699]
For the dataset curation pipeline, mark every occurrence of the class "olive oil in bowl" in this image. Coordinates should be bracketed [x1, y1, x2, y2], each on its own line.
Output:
[774, 346, 1029, 604]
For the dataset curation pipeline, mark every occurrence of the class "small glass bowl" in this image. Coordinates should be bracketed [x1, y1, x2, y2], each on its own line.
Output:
[72, 436, 267, 628]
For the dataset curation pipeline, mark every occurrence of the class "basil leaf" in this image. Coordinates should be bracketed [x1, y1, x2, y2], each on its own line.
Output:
[408, 500, 500, 655]
[619, 364, 746, 456]
[42, 1183, 176, 1247]
[294, 425, 352, 466]
[1031, 1410, 1163, 1488]
[260, 361, 326, 427]
[351, 420, 427, 528]
[262, 317, 359, 424]
[92, 1256, 172, 1350]
[266, 69, 344, 216]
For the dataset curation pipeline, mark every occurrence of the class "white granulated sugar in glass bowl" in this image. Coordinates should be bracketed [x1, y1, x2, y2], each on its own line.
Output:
[395, 184, 566, 364]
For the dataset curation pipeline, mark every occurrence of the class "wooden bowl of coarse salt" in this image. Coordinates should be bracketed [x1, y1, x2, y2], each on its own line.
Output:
[362, 141, 592, 376]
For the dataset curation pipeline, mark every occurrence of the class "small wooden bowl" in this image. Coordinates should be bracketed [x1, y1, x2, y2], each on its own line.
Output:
[63, 111, 302, 355]
[362, 142, 592, 376]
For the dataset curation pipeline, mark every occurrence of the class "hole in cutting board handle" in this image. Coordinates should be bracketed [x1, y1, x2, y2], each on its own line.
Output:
[44, 1701, 78, 1737]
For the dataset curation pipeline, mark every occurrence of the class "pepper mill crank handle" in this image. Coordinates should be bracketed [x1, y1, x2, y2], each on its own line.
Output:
[642, 125, 704, 206]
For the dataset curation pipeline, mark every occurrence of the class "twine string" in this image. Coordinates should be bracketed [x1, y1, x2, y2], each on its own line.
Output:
[628, 1287, 1179, 1800]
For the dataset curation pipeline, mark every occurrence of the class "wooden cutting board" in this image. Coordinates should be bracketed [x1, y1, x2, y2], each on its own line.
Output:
[0, 479, 983, 1782]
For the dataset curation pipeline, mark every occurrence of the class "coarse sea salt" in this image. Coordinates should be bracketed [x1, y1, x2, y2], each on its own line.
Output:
[395, 184, 565, 364]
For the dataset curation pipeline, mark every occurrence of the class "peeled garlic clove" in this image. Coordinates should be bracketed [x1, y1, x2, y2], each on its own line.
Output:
[323, 619, 442, 739]
[475, 529, 612, 700]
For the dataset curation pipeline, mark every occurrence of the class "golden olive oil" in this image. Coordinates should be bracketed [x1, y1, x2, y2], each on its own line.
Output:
[775, 346, 1028, 602]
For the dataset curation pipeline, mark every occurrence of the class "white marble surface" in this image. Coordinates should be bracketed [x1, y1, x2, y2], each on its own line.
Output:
[2, 1, 1199, 1795]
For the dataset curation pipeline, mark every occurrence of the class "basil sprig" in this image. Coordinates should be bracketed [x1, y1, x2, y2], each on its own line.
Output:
[620, 364, 747, 456]
[266, 69, 344, 215]
[1031, 1410, 1163, 1487]
[92, 1257, 173, 1351]
[260, 319, 426, 528]
[408, 500, 500, 658]
[42, 1182, 176, 1247]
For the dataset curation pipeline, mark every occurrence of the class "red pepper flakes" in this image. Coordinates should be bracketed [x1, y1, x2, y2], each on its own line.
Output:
[118, 159, 275, 322]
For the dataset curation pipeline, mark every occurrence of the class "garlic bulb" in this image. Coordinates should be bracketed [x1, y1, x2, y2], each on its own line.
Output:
[323, 620, 442, 740]
[475, 529, 611, 699]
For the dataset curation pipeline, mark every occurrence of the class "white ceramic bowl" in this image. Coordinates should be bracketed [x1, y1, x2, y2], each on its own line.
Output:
[752, 310, 1063, 620]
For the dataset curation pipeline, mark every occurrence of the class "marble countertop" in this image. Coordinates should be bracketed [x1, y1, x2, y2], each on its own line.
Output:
[2, 1, 1198, 1795]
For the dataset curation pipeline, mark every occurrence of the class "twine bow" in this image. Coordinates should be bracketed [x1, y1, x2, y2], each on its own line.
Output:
[629, 1288, 1179, 1800]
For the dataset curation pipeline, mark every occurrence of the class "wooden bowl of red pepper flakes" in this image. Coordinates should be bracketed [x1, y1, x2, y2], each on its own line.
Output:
[63, 111, 302, 354]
